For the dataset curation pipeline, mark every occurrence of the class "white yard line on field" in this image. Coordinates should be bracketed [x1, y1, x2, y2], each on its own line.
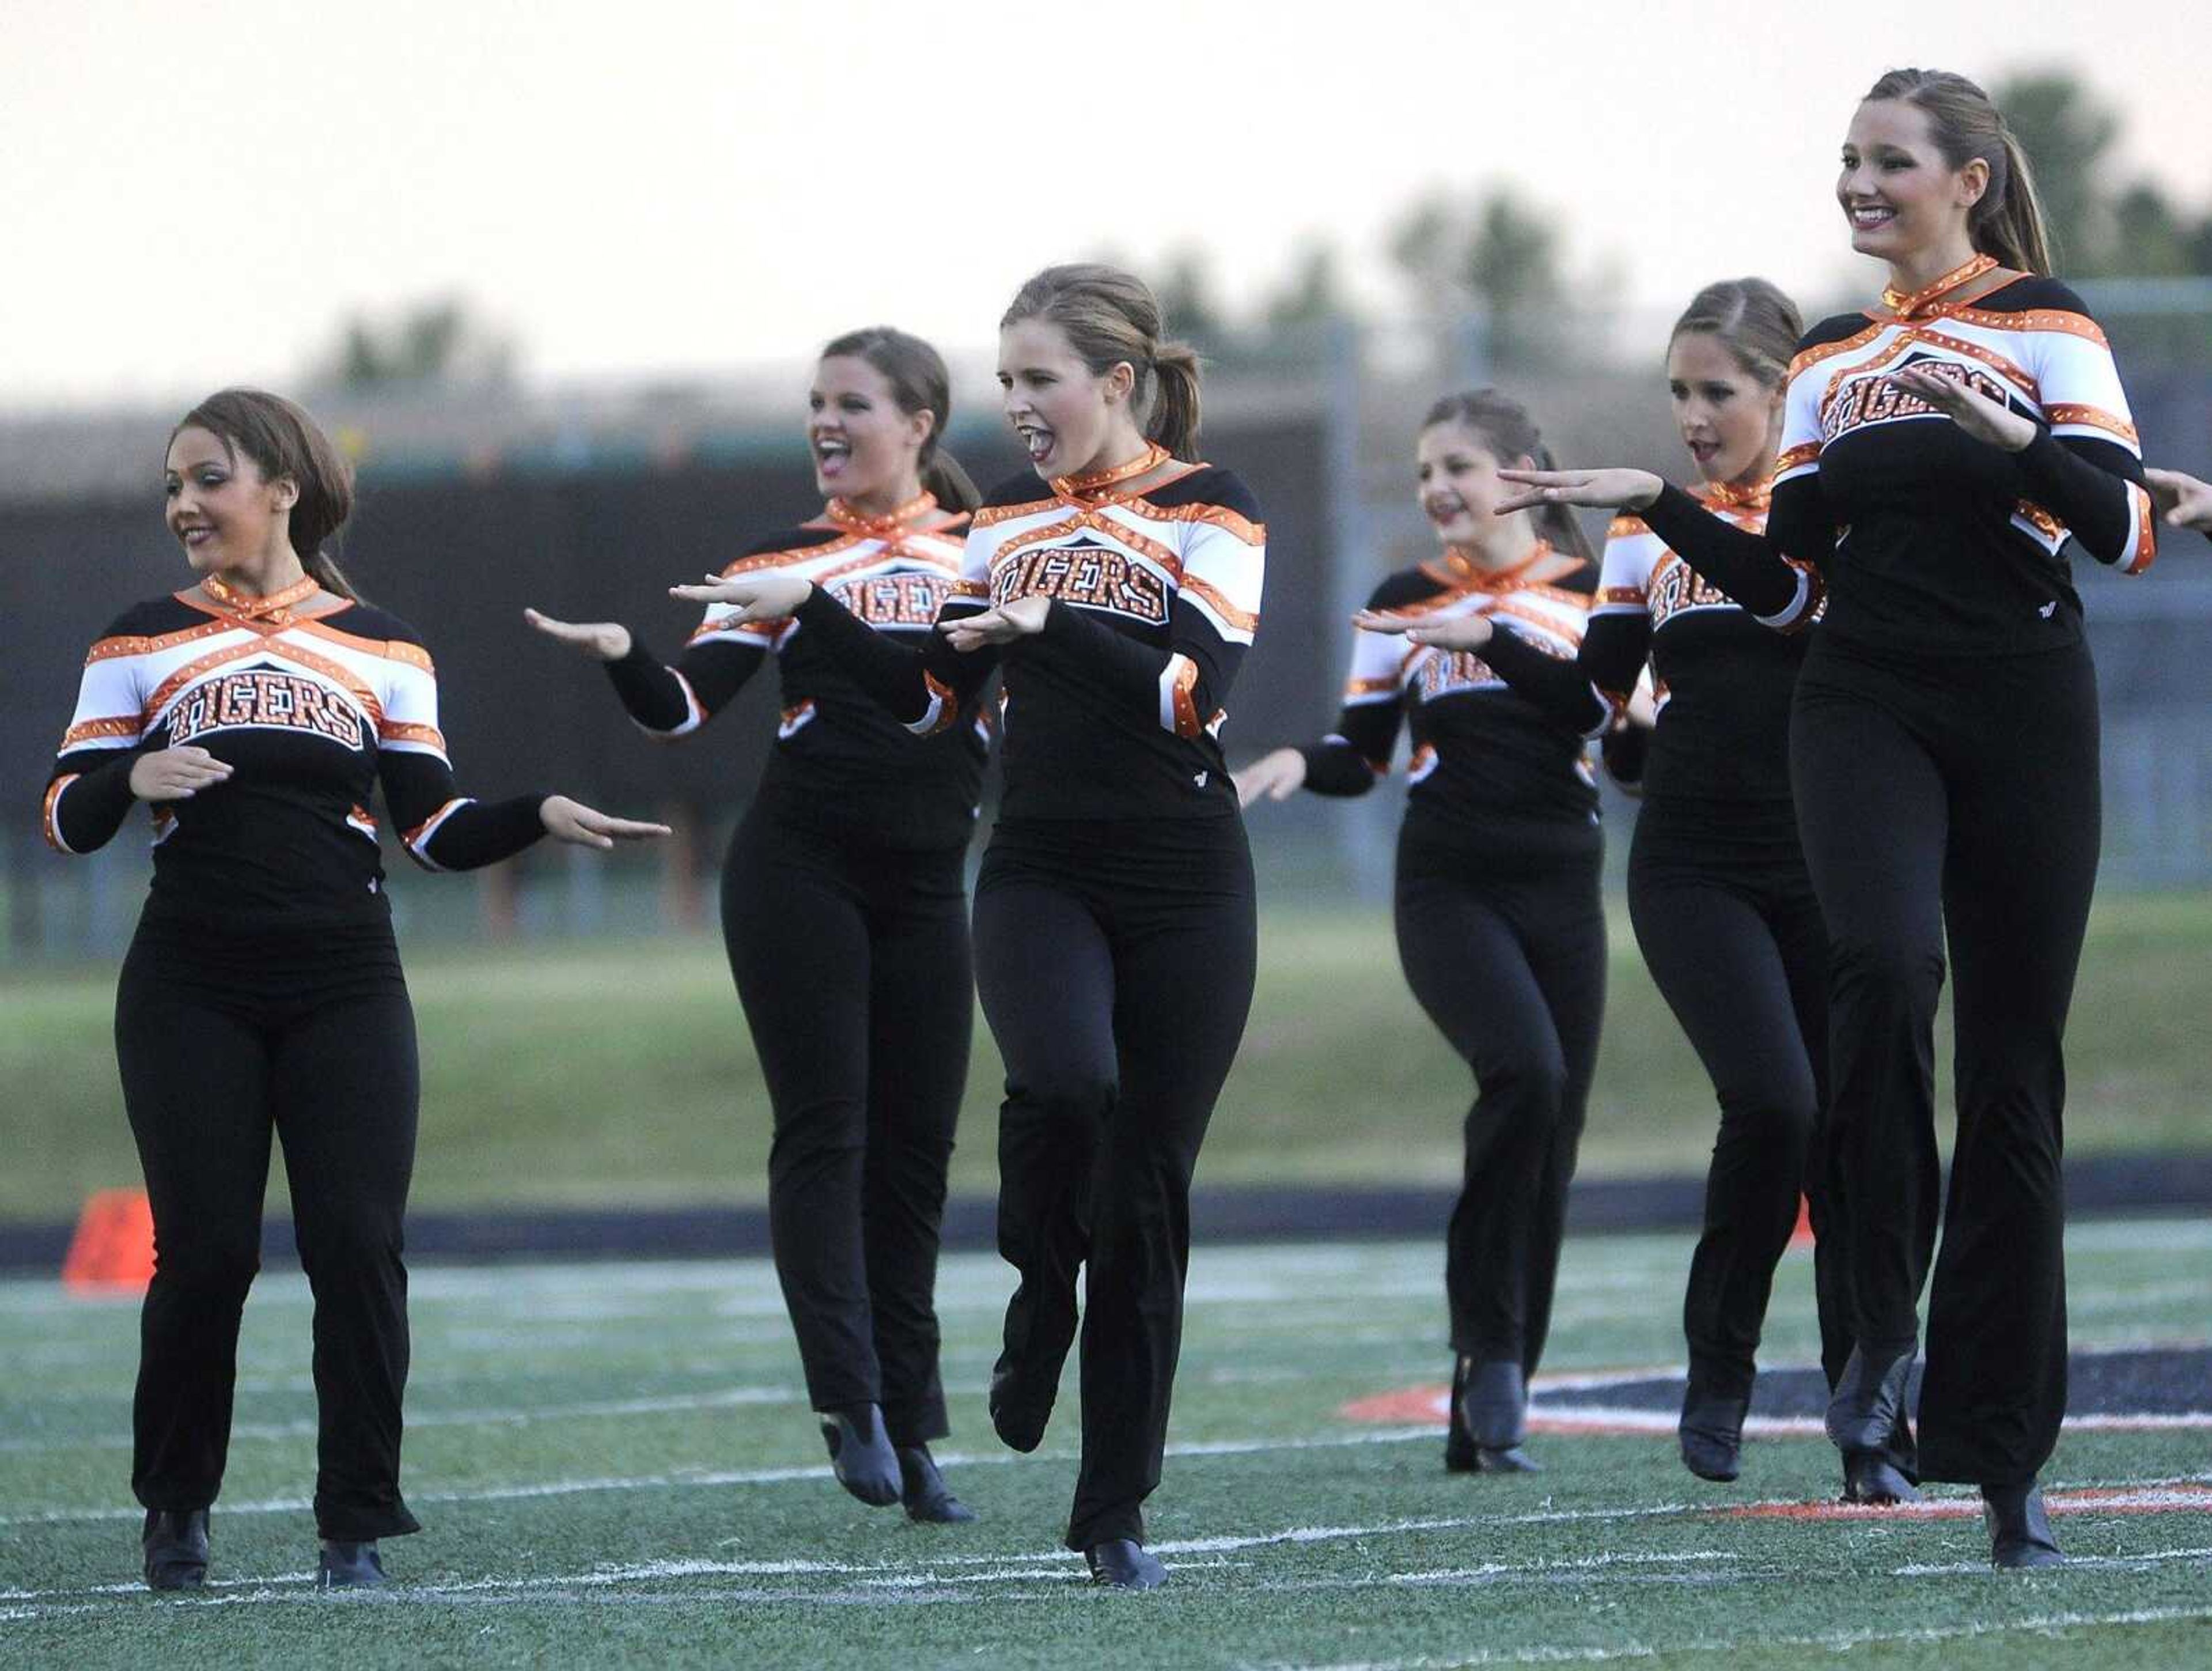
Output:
[1244, 1605, 2212, 1670]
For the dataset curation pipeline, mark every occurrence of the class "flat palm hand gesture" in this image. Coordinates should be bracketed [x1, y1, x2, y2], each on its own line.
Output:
[667, 572, 812, 621]
[1353, 606, 1494, 652]
[1495, 466, 1663, 515]
[1889, 365, 2037, 452]
[2146, 467, 2212, 533]
[940, 595, 1049, 652]
[537, 796, 672, 851]
[524, 608, 631, 661]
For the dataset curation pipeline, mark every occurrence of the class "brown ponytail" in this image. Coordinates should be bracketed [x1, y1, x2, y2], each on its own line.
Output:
[1001, 264, 1204, 461]
[1668, 278, 1804, 390]
[173, 388, 361, 599]
[1863, 68, 2054, 275]
[1420, 388, 1597, 566]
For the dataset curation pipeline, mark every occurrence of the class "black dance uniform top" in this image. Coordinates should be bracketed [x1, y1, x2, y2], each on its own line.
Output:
[791, 445, 1266, 823]
[1634, 257, 2156, 657]
[1298, 542, 1600, 857]
[1481, 481, 1810, 835]
[604, 494, 988, 851]
[43, 572, 547, 930]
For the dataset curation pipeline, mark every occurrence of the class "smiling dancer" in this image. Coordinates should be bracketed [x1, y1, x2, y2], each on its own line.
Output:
[1235, 390, 1600, 1475]
[672, 266, 1264, 1589]
[528, 328, 986, 1525]
[1362, 286, 1915, 1499]
[43, 389, 667, 1591]
[1491, 70, 2157, 1566]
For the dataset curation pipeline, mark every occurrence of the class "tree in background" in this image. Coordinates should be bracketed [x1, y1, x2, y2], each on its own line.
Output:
[1388, 186, 1579, 371]
[1263, 241, 1354, 331]
[313, 297, 518, 392]
[1151, 248, 1232, 352]
[1997, 70, 2212, 279]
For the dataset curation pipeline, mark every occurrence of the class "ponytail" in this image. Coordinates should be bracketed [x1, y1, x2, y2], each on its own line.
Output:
[1979, 128, 2053, 275]
[923, 451, 981, 514]
[1527, 441, 1597, 566]
[1146, 341, 1204, 462]
[1863, 68, 2054, 276]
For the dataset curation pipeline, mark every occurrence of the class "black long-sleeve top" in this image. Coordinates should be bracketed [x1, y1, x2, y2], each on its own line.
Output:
[790, 454, 1266, 822]
[1633, 262, 2155, 657]
[1297, 543, 1600, 859]
[1479, 480, 1811, 836]
[600, 498, 988, 851]
[43, 575, 546, 930]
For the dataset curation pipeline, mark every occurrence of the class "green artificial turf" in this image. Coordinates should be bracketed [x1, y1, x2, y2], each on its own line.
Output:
[1, 1224, 2207, 1667]
[5, 894, 2211, 1224]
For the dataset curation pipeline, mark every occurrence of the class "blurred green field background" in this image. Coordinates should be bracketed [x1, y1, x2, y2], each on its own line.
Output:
[5, 894, 2210, 1223]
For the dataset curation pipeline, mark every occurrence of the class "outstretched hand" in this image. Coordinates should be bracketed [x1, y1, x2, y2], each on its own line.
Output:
[940, 595, 1050, 652]
[667, 572, 812, 621]
[1889, 366, 2037, 452]
[1232, 747, 1307, 807]
[2146, 467, 2212, 533]
[524, 608, 632, 662]
[539, 796, 673, 851]
[1494, 466, 1662, 515]
[1351, 607, 1494, 652]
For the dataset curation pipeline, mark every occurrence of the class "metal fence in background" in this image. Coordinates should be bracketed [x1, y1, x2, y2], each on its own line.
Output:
[5, 296, 2207, 963]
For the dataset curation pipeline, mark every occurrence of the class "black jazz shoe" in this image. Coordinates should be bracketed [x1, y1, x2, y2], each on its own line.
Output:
[1840, 1448, 1923, 1505]
[142, 1509, 210, 1591]
[1984, 1483, 2064, 1568]
[1825, 1339, 1916, 1455]
[819, 1405, 902, 1506]
[1444, 1356, 1479, 1472]
[987, 1355, 1059, 1454]
[1678, 1385, 1750, 1484]
[1459, 1359, 1539, 1472]
[897, 1445, 977, 1524]
[316, 1539, 387, 1589]
[1085, 1538, 1168, 1590]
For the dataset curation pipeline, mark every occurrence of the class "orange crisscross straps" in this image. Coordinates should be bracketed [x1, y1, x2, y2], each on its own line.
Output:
[1881, 253, 1998, 319]
[1054, 442, 1171, 500]
[199, 570, 321, 622]
[823, 492, 940, 539]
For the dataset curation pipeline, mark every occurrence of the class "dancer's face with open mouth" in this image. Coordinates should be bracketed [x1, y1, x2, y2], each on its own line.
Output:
[997, 317, 1137, 480]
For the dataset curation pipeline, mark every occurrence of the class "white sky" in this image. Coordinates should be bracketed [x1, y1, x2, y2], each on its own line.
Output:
[5, 0, 2209, 411]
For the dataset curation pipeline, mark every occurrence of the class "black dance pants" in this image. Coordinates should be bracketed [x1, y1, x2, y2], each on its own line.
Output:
[972, 815, 1257, 1550]
[115, 913, 422, 1542]
[1393, 823, 1605, 1378]
[721, 802, 973, 1446]
[1790, 637, 2100, 1485]
[1628, 801, 1851, 1400]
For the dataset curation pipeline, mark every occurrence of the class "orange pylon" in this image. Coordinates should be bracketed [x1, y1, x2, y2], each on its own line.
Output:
[61, 1188, 156, 1294]
[1787, 1194, 1815, 1250]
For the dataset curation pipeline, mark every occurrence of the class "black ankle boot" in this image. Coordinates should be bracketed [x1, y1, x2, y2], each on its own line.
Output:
[1840, 1447, 1923, 1504]
[1457, 1358, 1537, 1472]
[987, 1354, 1058, 1454]
[1678, 1385, 1749, 1483]
[1984, 1483, 2063, 1568]
[1084, 1538, 1168, 1590]
[897, 1445, 976, 1524]
[316, 1538, 386, 1589]
[142, 1509, 209, 1591]
[1825, 1339, 1916, 1455]
[1444, 1356, 1478, 1472]
[819, 1405, 900, 1506]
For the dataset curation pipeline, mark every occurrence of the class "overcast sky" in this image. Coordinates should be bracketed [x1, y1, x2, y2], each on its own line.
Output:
[6, 0, 2209, 411]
